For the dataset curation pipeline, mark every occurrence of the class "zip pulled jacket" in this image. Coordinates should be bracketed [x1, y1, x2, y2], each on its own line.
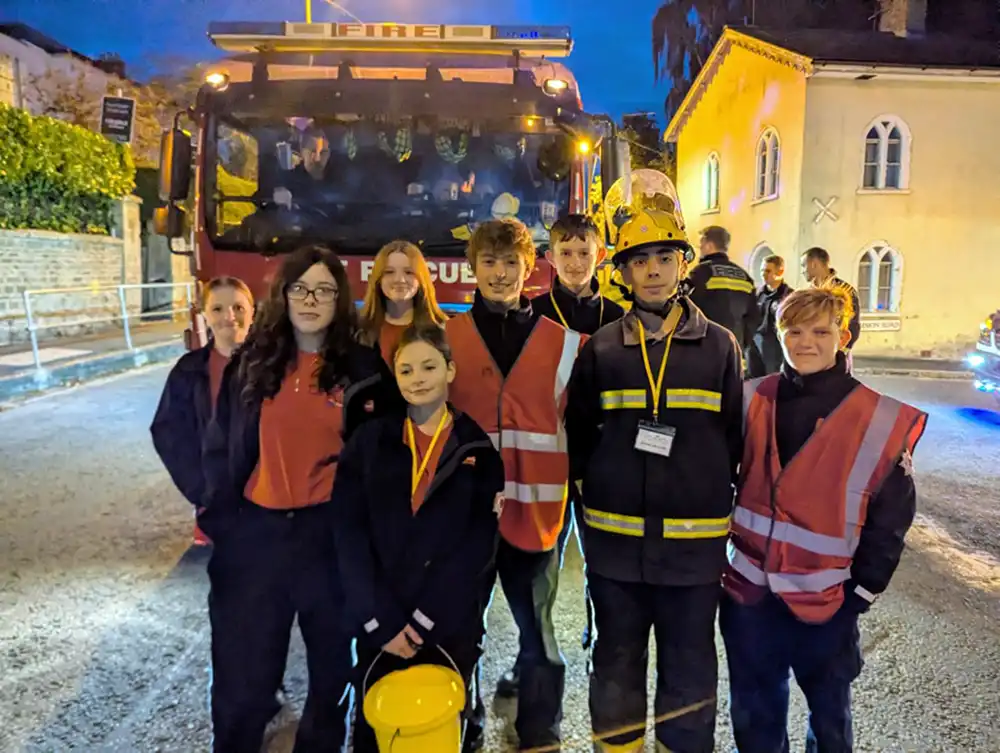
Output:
[748, 282, 792, 377]
[199, 339, 400, 540]
[565, 297, 744, 586]
[531, 277, 625, 335]
[332, 410, 505, 649]
[150, 344, 214, 506]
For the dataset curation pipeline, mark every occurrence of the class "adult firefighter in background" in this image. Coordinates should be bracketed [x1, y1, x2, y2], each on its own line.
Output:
[722, 287, 927, 752]
[565, 206, 743, 753]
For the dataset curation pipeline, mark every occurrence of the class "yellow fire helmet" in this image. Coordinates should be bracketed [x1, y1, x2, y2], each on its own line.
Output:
[611, 208, 695, 267]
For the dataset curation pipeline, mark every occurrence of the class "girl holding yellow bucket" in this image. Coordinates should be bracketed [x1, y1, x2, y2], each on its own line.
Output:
[332, 325, 505, 753]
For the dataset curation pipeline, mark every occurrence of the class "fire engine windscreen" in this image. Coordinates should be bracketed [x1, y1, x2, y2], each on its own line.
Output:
[208, 115, 570, 255]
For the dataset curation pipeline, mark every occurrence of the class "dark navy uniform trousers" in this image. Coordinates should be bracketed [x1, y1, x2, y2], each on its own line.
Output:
[720, 592, 864, 753]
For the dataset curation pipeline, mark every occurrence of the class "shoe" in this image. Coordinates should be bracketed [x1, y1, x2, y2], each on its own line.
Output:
[193, 510, 212, 546]
[462, 726, 484, 752]
[495, 666, 519, 698]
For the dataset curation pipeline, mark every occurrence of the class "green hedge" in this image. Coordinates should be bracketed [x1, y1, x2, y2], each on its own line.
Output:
[0, 103, 135, 234]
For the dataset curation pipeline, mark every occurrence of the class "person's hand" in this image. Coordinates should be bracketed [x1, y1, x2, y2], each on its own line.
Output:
[273, 187, 292, 208]
[383, 629, 417, 659]
[403, 624, 424, 650]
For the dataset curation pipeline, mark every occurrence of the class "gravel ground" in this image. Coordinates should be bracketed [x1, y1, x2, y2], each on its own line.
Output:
[0, 367, 998, 752]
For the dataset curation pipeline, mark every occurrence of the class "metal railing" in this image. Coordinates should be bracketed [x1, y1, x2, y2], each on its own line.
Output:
[21, 282, 194, 371]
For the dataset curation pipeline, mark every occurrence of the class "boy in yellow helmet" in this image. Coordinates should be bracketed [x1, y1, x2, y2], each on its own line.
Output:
[565, 208, 744, 752]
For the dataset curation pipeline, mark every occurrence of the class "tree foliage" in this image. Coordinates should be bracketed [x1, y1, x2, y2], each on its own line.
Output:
[26, 59, 204, 169]
[652, 0, 880, 118]
[620, 112, 677, 184]
[0, 103, 135, 234]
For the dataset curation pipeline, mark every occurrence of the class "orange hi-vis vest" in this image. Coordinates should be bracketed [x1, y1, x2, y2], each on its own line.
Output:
[446, 313, 584, 552]
[724, 373, 927, 623]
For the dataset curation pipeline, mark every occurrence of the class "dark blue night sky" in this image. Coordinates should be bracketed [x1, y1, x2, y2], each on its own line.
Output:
[4, 0, 671, 123]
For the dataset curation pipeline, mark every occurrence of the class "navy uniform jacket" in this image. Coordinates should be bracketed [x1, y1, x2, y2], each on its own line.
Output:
[150, 344, 215, 506]
[565, 297, 743, 586]
[332, 410, 505, 648]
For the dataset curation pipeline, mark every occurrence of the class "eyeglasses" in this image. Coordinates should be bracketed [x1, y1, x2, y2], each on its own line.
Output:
[287, 283, 338, 303]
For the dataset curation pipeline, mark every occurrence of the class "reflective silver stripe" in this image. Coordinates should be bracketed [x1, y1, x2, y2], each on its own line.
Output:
[412, 609, 435, 631]
[487, 430, 560, 452]
[504, 481, 566, 504]
[555, 329, 582, 406]
[768, 566, 851, 593]
[844, 395, 902, 552]
[732, 506, 851, 557]
[363, 618, 379, 634]
[728, 542, 851, 593]
[665, 389, 722, 412]
[727, 541, 767, 585]
[742, 376, 769, 436]
[854, 584, 877, 603]
[663, 517, 730, 538]
[582, 508, 645, 537]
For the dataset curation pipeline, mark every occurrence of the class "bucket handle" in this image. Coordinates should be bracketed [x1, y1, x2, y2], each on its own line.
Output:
[361, 643, 462, 700]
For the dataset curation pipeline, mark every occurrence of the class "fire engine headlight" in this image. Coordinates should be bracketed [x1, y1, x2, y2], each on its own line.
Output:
[967, 353, 986, 368]
[576, 140, 591, 155]
[204, 71, 230, 91]
[543, 78, 569, 96]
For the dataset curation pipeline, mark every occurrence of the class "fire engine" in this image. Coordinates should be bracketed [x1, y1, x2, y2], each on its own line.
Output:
[967, 311, 1000, 400]
[154, 18, 633, 347]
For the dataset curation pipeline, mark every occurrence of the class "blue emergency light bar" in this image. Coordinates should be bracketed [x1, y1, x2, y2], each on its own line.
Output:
[207, 22, 573, 57]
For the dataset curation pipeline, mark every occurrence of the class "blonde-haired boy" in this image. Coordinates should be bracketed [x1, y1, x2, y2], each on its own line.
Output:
[719, 285, 927, 751]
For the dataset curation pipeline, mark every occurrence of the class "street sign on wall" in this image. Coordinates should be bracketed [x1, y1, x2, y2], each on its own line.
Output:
[100, 96, 136, 144]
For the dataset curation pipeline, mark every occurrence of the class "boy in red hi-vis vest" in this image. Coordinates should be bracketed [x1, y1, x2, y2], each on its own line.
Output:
[445, 217, 585, 752]
[722, 287, 927, 753]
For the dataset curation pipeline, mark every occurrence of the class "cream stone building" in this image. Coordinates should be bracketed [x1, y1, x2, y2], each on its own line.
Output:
[665, 2, 1000, 358]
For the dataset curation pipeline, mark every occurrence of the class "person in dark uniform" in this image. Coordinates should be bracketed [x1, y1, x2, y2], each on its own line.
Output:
[565, 208, 743, 753]
[333, 325, 504, 753]
[533, 214, 626, 334]
[804, 246, 861, 351]
[747, 254, 793, 377]
[687, 225, 759, 360]
[151, 276, 253, 545]
[200, 245, 399, 753]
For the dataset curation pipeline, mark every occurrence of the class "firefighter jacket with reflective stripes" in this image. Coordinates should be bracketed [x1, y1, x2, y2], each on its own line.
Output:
[687, 252, 759, 350]
[564, 297, 744, 586]
[446, 312, 584, 552]
[724, 373, 927, 624]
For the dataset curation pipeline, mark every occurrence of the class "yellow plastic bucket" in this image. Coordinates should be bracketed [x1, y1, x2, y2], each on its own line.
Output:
[362, 648, 466, 753]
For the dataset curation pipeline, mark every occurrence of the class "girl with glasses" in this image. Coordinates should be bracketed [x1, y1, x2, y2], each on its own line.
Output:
[200, 245, 400, 753]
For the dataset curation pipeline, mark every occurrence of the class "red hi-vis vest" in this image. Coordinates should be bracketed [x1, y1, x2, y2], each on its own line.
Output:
[724, 374, 927, 623]
[445, 313, 584, 552]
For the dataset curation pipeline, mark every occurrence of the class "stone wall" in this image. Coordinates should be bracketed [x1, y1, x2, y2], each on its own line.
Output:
[0, 199, 142, 347]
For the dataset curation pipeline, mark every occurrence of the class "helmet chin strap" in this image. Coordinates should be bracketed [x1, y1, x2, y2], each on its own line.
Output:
[633, 293, 680, 317]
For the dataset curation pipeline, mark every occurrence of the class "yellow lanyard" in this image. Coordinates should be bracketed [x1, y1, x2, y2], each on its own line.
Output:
[549, 288, 604, 330]
[636, 305, 682, 422]
[406, 409, 450, 498]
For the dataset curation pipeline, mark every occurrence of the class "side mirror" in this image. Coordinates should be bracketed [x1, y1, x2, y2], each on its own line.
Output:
[537, 136, 572, 182]
[158, 127, 193, 202]
[600, 132, 632, 201]
[153, 204, 186, 239]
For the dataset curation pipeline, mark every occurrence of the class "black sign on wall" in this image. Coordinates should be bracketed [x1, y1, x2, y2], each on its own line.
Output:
[100, 96, 136, 144]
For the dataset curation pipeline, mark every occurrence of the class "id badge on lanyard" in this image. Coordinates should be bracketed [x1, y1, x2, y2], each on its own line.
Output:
[634, 305, 682, 458]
